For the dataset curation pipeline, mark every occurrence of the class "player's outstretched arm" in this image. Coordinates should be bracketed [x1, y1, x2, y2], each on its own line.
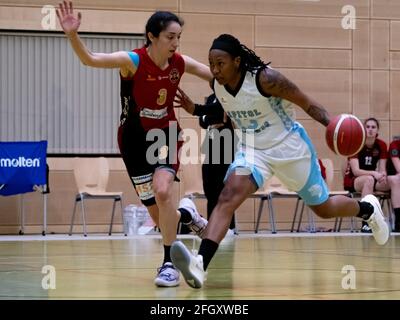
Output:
[56, 1, 135, 72]
[182, 55, 213, 82]
[259, 67, 331, 127]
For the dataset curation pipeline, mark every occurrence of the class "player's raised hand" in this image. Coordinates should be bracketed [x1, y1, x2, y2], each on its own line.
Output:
[174, 87, 195, 115]
[56, 0, 82, 36]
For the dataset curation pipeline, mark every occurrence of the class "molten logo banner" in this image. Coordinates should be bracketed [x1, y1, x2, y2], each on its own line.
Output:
[0, 141, 47, 196]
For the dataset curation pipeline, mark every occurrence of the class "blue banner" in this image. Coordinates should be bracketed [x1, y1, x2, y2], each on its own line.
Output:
[0, 141, 47, 196]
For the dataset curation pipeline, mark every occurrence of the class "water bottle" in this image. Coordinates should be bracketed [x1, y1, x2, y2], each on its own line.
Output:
[136, 206, 149, 227]
[123, 204, 137, 235]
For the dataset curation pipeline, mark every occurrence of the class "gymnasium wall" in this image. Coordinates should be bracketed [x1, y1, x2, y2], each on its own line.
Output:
[0, 0, 399, 233]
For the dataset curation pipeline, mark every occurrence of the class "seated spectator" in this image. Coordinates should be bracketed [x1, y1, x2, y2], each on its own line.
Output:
[387, 136, 400, 232]
[343, 118, 390, 232]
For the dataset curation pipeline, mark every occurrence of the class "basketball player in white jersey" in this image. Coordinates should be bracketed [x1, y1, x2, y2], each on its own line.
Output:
[171, 34, 389, 289]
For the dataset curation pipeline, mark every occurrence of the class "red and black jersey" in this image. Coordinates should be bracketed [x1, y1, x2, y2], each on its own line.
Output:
[117, 47, 185, 205]
[343, 138, 388, 190]
[387, 139, 400, 175]
[349, 138, 388, 171]
[120, 46, 184, 132]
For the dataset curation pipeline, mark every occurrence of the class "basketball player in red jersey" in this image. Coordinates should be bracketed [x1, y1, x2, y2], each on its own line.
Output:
[57, 1, 213, 287]
[343, 118, 390, 232]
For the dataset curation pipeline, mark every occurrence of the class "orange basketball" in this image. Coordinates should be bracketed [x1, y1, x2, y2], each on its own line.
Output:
[325, 114, 366, 157]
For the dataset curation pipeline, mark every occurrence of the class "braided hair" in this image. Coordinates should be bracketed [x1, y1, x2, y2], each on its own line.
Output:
[209, 34, 270, 74]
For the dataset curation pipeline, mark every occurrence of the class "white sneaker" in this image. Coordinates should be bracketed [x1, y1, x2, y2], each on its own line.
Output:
[171, 241, 206, 289]
[225, 229, 236, 237]
[178, 198, 207, 238]
[361, 194, 389, 245]
[154, 262, 180, 287]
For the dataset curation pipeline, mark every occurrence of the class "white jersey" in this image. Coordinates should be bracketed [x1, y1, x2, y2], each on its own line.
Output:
[214, 69, 296, 149]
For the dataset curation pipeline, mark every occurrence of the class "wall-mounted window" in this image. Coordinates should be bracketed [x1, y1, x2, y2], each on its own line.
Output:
[0, 31, 145, 154]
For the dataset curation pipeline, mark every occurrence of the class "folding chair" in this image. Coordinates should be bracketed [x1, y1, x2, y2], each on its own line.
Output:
[291, 158, 350, 233]
[253, 176, 298, 234]
[335, 158, 393, 232]
[69, 157, 124, 236]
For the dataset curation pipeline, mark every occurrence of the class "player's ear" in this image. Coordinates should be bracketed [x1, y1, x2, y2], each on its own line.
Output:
[234, 56, 241, 68]
[147, 31, 155, 43]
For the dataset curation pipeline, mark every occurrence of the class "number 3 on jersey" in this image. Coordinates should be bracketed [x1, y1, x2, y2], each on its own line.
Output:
[157, 88, 167, 105]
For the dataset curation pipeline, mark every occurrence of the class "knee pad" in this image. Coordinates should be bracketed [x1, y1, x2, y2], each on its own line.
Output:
[131, 173, 156, 205]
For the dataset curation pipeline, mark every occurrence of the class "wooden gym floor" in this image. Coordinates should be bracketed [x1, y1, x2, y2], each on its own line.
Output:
[0, 233, 399, 300]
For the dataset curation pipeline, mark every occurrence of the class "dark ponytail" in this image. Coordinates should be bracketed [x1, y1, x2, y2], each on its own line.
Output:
[145, 11, 184, 47]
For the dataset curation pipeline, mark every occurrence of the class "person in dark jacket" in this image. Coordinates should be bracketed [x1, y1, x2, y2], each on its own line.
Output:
[193, 93, 237, 234]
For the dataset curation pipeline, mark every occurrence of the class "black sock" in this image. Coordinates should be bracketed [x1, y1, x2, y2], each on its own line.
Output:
[163, 245, 171, 264]
[198, 239, 219, 271]
[357, 201, 374, 220]
[178, 208, 192, 224]
[394, 208, 400, 228]
[229, 215, 236, 230]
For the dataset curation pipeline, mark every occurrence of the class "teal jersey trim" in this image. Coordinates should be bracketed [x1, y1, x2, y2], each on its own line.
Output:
[127, 51, 139, 68]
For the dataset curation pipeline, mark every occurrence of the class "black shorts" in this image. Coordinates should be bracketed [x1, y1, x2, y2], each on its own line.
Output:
[118, 115, 182, 206]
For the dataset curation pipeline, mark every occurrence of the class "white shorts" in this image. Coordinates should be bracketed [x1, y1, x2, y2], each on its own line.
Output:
[225, 124, 329, 206]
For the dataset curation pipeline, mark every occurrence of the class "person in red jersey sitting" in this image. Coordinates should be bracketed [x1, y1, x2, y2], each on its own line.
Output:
[387, 136, 400, 232]
[343, 117, 390, 232]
